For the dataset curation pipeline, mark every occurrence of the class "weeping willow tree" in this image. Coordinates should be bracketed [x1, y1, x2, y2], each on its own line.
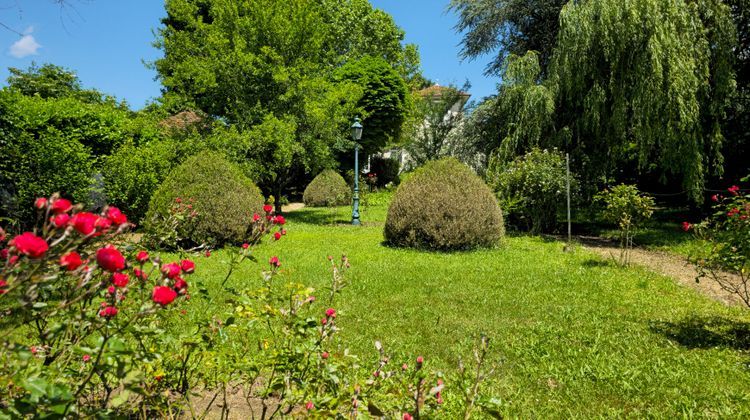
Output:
[551, 0, 736, 200]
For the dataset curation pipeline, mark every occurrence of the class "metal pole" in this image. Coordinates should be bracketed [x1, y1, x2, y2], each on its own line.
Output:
[352, 143, 361, 225]
[566, 153, 571, 249]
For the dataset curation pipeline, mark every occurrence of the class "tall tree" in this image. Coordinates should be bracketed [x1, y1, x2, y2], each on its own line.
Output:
[335, 56, 408, 155]
[449, 0, 568, 76]
[154, 0, 364, 209]
[551, 0, 735, 199]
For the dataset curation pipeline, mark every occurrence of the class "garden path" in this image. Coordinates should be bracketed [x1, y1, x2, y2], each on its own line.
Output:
[281, 202, 305, 213]
[578, 236, 742, 306]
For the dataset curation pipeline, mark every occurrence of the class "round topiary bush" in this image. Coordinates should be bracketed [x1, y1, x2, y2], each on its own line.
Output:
[384, 158, 504, 250]
[145, 152, 264, 247]
[303, 169, 351, 207]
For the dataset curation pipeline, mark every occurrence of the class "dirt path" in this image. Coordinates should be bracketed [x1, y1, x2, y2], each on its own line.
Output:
[281, 202, 305, 213]
[577, 236, 742, 306]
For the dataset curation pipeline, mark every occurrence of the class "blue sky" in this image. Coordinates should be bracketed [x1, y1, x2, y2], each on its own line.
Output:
[0, 1, 498, 109]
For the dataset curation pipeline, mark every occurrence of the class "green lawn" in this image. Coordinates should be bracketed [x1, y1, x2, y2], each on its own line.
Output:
[171, 199, 750, 417]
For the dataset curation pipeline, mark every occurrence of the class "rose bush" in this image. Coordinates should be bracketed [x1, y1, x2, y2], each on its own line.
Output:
[689, 180, 750, 307]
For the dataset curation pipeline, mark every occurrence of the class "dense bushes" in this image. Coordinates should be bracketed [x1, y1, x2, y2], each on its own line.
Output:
[369, 155, 401, 187]
[487, 148, 575, 234]
[145, 152, 264, 247]
[385, 158, 504, 250]
[303, 169, 351, 207]
[0, 130, 94, 226]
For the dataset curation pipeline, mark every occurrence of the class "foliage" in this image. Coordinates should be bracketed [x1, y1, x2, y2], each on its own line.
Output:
[6, 62, 118, 104]
[145, 152, 264, 248]
[369, 155, 401, 187]
[405, 84, 473, 169]
[0, 196, 193, 417]
[155, 0, 364, 207]
[450, 0, 568, 76]
[689, 182, 750, 307]
[385, 158, 504, 250]
[318, 0, 424, 87]
[335, 56, 409, 155]
[0, 126, 94, 228]
[102, 138, 201, 224]
[552, 0, 735, 200]
[303, 169, 352, 207]
[595, 185, 655, 266]
[488, 148, 575, 234]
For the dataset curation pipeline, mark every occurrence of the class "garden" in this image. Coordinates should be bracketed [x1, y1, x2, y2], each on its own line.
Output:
[1, 0, 750, 418]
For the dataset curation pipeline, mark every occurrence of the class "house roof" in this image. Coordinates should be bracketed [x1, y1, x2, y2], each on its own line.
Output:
[417, 84, 471, 100]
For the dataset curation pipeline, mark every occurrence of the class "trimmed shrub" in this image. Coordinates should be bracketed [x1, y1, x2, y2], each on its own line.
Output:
[487, 148, 577, 234]
[303, 170, 352, 207]
[385, 158, 504, 250]
[145, 152, 264, 247]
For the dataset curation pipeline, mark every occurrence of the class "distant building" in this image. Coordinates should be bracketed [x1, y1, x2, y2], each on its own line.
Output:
[369, 84, 471, 173]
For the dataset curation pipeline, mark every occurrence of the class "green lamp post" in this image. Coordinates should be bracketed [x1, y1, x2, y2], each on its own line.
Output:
[351, 117, 363, 225]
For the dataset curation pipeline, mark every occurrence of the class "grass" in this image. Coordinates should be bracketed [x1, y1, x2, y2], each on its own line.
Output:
[169, 195, 750, 417]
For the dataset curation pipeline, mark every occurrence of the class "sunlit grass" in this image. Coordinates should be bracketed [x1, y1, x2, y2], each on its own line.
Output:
[170, 194, 750, 417]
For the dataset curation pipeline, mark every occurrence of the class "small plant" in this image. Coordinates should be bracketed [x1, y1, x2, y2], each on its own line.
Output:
[689, 181, 750, 307]
[488, 148, 576, 234]
[595, 184, 655, 266]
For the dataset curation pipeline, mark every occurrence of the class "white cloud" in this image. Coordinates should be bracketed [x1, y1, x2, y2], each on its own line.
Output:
[9, 27, 41, 58]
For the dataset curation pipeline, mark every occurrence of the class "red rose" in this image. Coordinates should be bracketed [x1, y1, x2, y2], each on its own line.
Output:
[205, 250, 211, 257]
[0, 279, 8, 295]
[242, 243, 249, 249]
[51, 198, 73, 213]
[263, 204, 273, 213]
[321, 352, 329, 359]
[35, 197, 48, 209]
[173, 277, 188, 292]
[10, 232, 48, 259]
[274, 232, 282, 241]
[0, 249, 7, 260]
[112, 272, 129, 288]
[71, 212, 98, 236]
[180, 259, 195, 274]
[161, 263, 181, 279]
[99, 305, 118, 318]
[269, 256, 280, 267]
[96, 245, 126, 272]
[253, 213, 261, 222]
[152, 286, 178, 306]
[681, 221, 691, 232]
[50, 213, 71, 228]
[325, 308, 336, 318]
[711, 194, 720, 202]
[95, 216, 112, 232]
[403, 414, 413, 420]
[305, 401, 314, 411]
[134, 268, 147, 280]
[136, 251, 149, 263]
[729, 185, 741, 196]
[281, 229, 287, 236]
[274, 215, 286, 225]
[106, 206, 128, 225]
[416, 356, 424, 365]
[60, 251, 83, 271]
[728, 207, 740, 217]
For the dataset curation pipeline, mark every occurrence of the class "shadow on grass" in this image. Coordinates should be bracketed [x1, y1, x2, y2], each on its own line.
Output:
[581, 258, 615, 268]
[650, 316, 750, 350]
[284, 208, 350, 226]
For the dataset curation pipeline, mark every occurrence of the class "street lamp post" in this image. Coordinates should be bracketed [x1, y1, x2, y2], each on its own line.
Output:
[351, 117, 363, 226]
